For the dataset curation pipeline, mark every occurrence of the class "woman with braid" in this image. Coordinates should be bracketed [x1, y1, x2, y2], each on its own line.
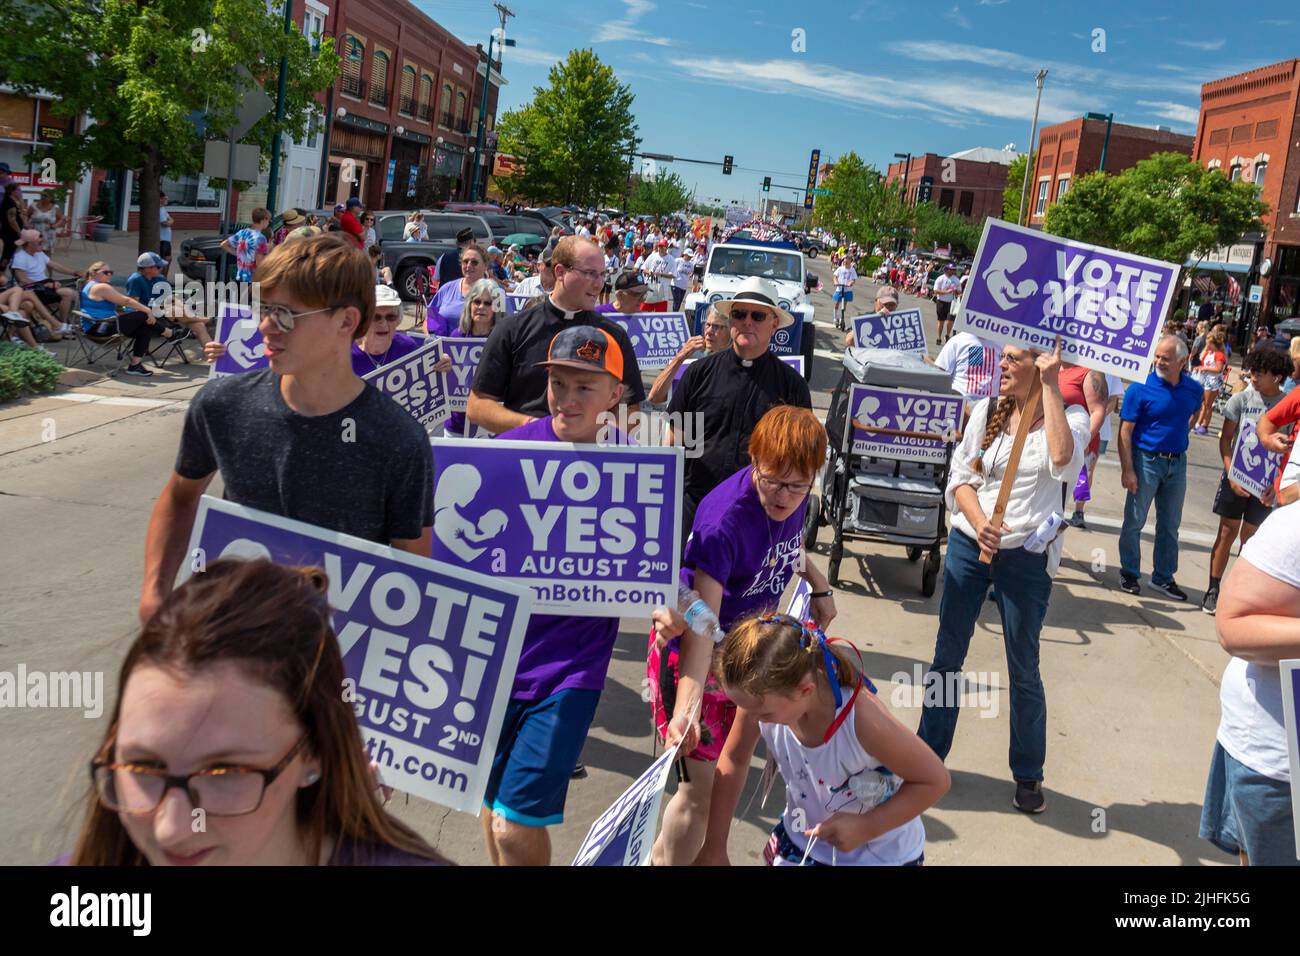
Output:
[916, 337, 1090, 815]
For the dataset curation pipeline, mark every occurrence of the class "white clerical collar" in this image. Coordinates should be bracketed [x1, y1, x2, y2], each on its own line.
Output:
[546, 295, 579, 320]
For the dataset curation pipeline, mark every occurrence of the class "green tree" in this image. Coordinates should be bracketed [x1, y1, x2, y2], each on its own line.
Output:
[495, 49, 638, 207]
[1044, 152, 1265, 265]
[628, 170, 690, 219]
[1, 0, 338, 254]
[912, 201, 982, 253]
[812, 151, 909, 247]
[1002, 150, 1033, 223]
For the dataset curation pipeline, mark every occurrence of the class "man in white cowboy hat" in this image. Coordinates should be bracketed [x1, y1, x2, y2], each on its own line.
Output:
[665, 275, 812, 538]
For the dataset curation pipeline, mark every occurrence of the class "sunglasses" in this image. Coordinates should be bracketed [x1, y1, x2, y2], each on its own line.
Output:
[98, 269, 114, 275]
[461, 258, 483, 267]
[730, 308, 773, 323]
[471, 298, 495, 307]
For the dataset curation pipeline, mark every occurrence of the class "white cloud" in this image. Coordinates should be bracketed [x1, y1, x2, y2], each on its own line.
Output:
[892, 39, 1204, 97]
[1135, 99, 1200, 126]
[667, 56, 1087, 127]
[594, 0, 673, 46]
[977, 0, 1009, 5]
[505, 46, 567, 68]
[1174, 38, 1226, 51]
[944, 5, 972, 28]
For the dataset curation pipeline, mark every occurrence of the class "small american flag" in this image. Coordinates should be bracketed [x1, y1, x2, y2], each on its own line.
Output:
[1227, 275, 1241, 304]
[963, 343, 998, 397]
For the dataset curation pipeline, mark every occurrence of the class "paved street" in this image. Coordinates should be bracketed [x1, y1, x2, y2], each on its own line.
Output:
[0, 254, 1237, 866]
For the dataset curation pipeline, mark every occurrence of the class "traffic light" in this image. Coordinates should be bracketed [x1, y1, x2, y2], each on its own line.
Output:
[723, 155, 733, 175]
[762, 176, 771, 192]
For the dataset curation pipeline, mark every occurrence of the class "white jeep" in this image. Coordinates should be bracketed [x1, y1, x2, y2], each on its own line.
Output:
[684, 239, 817, 378]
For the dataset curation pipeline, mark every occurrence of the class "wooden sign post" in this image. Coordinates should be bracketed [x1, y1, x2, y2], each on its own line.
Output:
[979, 375, 1042, 564]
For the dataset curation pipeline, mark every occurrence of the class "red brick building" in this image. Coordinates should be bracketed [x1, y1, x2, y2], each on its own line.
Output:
[1028, 118, 1193, 226]
[1193, 58, 1300, 331]
[884, 148, 1014, 222]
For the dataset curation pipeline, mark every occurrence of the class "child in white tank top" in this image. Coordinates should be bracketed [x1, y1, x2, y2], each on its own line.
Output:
[698, 613, 950, 866]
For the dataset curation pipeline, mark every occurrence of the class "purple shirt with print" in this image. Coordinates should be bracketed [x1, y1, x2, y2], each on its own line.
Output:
[681, 464, 807, 632]
[496, 415, 621, 701]
[350, 332, 422, 378]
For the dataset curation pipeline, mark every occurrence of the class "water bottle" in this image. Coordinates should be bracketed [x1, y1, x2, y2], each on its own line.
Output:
[678, 584, 724, 645]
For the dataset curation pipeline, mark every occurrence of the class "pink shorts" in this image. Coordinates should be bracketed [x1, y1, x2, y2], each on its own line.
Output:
[647, 631, 737, 763]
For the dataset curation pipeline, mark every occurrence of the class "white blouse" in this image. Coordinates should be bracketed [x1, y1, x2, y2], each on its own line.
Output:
[946, 395, 1090, 575]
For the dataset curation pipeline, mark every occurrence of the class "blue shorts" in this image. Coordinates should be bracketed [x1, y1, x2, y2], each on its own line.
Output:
[1199, 742, 1297, 865]
[832, 287, 853, 302]
[482, 688, 601, 827]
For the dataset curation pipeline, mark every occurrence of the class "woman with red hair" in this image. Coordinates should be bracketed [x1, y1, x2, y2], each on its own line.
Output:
[647, 404, 836, 865]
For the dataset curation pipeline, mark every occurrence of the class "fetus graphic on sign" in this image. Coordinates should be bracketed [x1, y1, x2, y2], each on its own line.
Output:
[981, 243, 1038, 311]
[854, 394, 886, 430]
[434, 463, 509, 561]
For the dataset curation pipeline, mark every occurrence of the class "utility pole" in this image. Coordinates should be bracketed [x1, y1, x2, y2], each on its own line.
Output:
[266, 0, 294, 217]
[1017, 69, 1048, 226]
[471, 3, 513, 202]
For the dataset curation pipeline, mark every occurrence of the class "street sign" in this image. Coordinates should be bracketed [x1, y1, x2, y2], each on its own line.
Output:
[231, 64, 274, 141]
[810, 187, 832, 196]
[203, 141, 261, 181]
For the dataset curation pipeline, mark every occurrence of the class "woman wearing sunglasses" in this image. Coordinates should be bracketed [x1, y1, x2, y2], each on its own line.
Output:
[445, 278, 503, 438]
[427, 243, 490, 337]
[80, 260, 186, 378]
[647, 404, 836, 866]
[70, 558, 446, 865]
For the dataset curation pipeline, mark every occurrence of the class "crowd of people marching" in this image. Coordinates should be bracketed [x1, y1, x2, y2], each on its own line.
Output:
[15, 190, 1293, 867]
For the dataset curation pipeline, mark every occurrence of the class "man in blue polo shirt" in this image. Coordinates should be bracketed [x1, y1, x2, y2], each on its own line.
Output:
[1117, 335, 1204, 599]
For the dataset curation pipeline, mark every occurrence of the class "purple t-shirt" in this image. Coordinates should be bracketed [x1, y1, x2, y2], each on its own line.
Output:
[593, 303, 617, 314]
[682, 464, 807, 631]
[427, 280, 464, 336]
[350, 332, 422, 378]
[496, 415, 620, 701]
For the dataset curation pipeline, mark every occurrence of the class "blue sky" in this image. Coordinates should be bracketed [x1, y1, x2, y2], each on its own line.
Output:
[419, 0, 1295, 209]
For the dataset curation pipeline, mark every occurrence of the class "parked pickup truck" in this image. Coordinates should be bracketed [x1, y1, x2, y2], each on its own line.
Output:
[376, 211, 492, 301]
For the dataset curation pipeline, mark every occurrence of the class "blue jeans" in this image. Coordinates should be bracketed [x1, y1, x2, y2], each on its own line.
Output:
[917, 530, 1053, 782]
[1119, 447, 1187, 585]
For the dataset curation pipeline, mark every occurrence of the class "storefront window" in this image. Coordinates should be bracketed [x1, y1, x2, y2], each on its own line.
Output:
[130, 172, 220, 208]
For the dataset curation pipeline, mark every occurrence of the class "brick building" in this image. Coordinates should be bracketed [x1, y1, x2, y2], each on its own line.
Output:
[884, 147, 1015, 222]
[1028, 118, 1193, 226]
[1193, 58, 1300, 333]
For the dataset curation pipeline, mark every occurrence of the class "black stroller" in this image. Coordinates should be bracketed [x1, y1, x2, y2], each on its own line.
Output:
[806, 347, 961, 596]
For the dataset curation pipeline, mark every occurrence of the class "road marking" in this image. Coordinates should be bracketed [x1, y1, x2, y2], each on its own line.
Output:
[1075, 512, 1218, 546]
[47, 393, 177, 408]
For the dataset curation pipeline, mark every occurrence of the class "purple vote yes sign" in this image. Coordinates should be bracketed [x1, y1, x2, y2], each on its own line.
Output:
[209, 303, 269, 379]
[605, 311, 692, 370]
[852, 309, 927, 356]
[1228, 418, 1282, 501]
[957, 218, 1180, 383]
[430, 438, 683, 616]
[182, 496, 532, 814]
[362, 337, 449, 431]
[848, 384, 963, 463]
[441, 336, 489, 413]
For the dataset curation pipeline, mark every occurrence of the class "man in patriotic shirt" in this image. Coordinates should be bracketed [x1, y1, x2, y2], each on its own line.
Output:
[934, 330, 1001, 403]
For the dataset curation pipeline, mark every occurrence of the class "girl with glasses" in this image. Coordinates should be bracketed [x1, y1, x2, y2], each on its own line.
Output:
[427, 242, 491, 337]
[647, 405, 837, 865]
[69, 558, 446, 866]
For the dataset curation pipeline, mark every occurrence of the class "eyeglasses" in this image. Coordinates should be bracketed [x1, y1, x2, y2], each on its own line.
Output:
[371, 312, 399, 324]
[471, 298, 495, 307]
[755, 471, 814, 496]
[257, 304, 335, 334]
[461, 258, 483, 267]
[730, 308, 773, 323]
[703, 322, 728, 333]
[91, 735, 309, 817]
[565, 266, 604, 282]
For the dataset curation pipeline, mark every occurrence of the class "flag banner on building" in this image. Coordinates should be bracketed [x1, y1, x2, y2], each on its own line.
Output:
[603, 312, 693, 370]
[182, 496, 532, 814]
[852, 309, 928, 356]
[1228, 418, 1283, 500]
[209, 303, 269, 379]
[956, 218, 1180, 383]
[848, 384, 963, 463]
[429, 439, 684, 617]
[361, 338, 450, 432]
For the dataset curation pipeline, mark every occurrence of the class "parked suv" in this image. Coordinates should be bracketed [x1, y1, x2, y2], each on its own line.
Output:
[376, 211, 492, 302]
